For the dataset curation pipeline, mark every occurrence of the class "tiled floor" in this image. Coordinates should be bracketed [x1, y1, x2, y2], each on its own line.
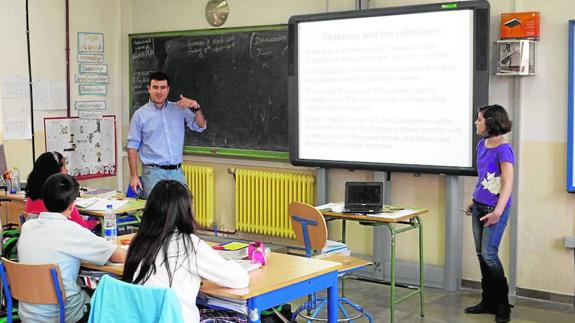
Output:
[291, 278, 575, 322]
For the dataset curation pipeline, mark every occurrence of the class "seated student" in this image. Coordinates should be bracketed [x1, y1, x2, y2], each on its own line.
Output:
[122, 180, 249, 323]
[18, 173, 127, 323]
[25, 151, 98, 230]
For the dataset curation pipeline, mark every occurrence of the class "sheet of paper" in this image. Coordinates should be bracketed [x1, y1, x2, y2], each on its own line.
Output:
[315, 202, 344, 213]
[367, 208, 419, 219]
[3, 117, 32, 140]
[232, 259, 262, 272]
[84, 199, 129, 211]
[75, 197, 99, 208]
[1, 75, 29, 98]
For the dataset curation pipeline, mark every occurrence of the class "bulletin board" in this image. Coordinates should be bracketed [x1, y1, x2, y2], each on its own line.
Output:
[44, 115, 116, 180]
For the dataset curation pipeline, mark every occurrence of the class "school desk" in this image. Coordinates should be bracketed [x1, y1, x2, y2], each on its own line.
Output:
[321, 206, 427, 323]
[1, 193, 26, 225]
[82, 235, 342, 323]
[3, 192, 145, 235]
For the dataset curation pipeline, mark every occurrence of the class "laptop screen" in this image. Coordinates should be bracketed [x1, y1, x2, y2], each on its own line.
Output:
[345, 182, 383, 209]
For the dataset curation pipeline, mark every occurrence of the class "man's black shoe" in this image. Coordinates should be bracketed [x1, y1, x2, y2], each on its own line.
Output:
[495, 303, 512, 323]
[465, 302, 495, 314]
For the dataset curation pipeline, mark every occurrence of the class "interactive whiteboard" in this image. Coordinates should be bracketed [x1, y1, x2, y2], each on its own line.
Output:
[288, 1, 489, 175]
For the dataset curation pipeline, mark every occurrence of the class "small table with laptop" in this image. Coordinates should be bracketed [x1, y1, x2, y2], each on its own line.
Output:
[317, 181, 428, 323]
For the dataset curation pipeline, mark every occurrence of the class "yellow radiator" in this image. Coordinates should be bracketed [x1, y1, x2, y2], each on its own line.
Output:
[182, 165, 215, 227]
[235, 169, 315, 238]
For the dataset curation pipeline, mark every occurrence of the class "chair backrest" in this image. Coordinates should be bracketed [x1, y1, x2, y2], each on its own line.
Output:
[288, 202, 328, 257]
[1, 257, 66, 304]
[19, 211, 39, 225]
[89, 275, 183, 323]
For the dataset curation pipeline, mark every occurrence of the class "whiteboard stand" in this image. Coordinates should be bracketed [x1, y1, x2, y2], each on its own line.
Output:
[316, 168, 328, 206]
[373, 171, 391, 275]
[444, 175, 464, 291]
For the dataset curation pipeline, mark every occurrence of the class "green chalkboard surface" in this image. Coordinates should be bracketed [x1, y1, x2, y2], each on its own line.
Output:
[129, 25, 288, 159]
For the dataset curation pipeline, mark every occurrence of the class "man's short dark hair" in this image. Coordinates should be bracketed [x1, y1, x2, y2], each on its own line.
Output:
[149, 71, 170, 86]
[42, 174, 80, 213]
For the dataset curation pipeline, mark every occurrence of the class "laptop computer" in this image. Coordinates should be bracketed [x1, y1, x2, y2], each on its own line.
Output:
[342, 182, 383, 214]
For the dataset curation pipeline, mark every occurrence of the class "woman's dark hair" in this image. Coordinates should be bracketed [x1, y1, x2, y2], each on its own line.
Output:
[478, 104, 512, 137]
[123, 180, 198, 286]
[25, 152, 65, 200]
[42, 174, 79, 213]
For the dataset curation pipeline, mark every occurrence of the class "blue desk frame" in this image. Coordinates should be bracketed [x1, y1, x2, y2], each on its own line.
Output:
[246, 270, 339, 323]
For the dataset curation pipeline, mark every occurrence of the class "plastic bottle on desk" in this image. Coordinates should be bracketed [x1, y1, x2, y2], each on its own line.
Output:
[11, 168, 20, 194]
[3, 171, 12, 195]
[103, 205, 117, 242]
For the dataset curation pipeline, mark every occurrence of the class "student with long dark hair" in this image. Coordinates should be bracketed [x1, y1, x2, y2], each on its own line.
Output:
[123, 180, 249, 323]
[25, 151, 98, 230]
[465, 104, 514, 323]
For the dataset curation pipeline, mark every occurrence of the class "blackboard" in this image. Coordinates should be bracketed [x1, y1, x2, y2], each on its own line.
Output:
[129, 26, 288, 159]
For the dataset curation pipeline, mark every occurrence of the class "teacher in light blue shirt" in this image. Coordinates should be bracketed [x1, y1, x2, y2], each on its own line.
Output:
[127, 71, 206, 198]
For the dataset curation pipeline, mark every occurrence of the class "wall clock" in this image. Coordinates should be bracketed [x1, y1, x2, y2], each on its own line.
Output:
[205, 0, 229, 27]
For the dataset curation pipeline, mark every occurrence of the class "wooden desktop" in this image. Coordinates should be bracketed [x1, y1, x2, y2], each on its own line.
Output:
[83, 235, 342, 323]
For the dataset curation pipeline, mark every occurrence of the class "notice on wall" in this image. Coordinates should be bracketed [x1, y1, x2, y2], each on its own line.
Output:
[3, 117, 31, 140]
[78, 32, 104, 53]
[32, 79, 66, 110]
[74, 100, 106, 110]
[45, 115, 116, 179]
[1, 75, 29, 98]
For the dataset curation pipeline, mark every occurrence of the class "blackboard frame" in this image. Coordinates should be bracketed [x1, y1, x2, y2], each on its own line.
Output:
[129, 25, 289, 161]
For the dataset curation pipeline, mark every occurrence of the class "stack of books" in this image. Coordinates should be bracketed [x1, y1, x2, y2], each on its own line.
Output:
[196, 293, 247, 315]
[212, 241, 249, 260]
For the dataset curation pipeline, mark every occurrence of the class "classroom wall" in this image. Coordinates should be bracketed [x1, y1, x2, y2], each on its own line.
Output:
[3, 0, 574, 297]
[0, 0, 121, 188]
[372, 0, 575, 296]
[121, 0, 359, 235]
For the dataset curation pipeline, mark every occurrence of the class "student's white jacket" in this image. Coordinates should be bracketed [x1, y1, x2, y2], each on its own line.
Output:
[139, 233, 249, 323]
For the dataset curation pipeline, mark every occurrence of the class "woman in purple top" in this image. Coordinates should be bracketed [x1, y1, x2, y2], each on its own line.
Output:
[464, 104, 514, 323]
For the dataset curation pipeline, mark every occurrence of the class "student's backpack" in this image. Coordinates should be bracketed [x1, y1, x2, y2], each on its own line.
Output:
[261, 304, 295, 323]
[2, 223, 21, 261]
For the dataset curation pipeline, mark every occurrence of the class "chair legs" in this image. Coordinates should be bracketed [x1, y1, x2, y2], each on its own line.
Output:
[292, 294, 373, 322]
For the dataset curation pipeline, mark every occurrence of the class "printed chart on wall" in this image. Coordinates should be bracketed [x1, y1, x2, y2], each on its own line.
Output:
[44, 116, 116, 180]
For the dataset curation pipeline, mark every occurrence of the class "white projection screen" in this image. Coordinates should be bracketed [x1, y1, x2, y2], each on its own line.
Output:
[288, 1, 490, 175]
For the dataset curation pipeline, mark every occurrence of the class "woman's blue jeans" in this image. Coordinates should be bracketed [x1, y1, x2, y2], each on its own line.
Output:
[471, 201, 510, 286]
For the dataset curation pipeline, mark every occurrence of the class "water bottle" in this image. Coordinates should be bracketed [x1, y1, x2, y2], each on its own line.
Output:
[104, 205, 117, 242]
[11, 168, 20, 194]
[4, 170, 12, 195]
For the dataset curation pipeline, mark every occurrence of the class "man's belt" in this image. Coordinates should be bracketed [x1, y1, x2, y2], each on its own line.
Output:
[144, 163, 182, 170]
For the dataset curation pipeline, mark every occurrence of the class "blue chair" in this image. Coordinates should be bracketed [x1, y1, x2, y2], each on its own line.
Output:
[88, 275, 183, 323]
[106, 180, 144, 235]
[289, 202, 373, 322]
[19, 211, 39, 225]
[126, 177, 144, 199]
[0, 257, 66, 323]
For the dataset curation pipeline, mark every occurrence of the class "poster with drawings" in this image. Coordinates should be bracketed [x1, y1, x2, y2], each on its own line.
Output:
[44, 116, 116, 179]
